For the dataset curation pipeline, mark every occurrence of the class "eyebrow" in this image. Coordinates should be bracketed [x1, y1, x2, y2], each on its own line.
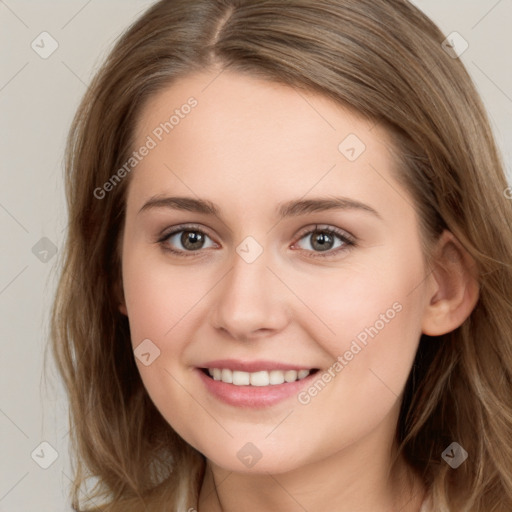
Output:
[138, 195, 382, 219]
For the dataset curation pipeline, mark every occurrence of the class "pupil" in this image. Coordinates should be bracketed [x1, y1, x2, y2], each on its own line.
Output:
[182, 231, 204, 250]
[312, 232, 333, 252]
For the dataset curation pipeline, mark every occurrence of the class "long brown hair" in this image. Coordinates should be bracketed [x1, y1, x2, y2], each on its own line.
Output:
[50, 0, 512, 510]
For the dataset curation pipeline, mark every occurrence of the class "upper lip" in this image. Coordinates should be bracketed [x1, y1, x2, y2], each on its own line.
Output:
[199, 359, 316, 372]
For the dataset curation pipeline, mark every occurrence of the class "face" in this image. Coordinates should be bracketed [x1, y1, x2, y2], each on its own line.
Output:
[120, 69, 433, 474]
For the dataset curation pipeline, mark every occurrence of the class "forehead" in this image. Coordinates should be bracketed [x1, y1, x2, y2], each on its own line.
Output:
[128, 70, 409, 224]
[135, 69, 379, 159]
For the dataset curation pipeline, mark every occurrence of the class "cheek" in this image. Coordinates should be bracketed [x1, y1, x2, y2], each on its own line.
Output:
[279, 262, 423, 464]
[120, 248, 210, 439]
[295, 249, 425, 355]
[294, 240, 427, 401]
[280, 264, 426, 463]
[122, 246, 210, 345]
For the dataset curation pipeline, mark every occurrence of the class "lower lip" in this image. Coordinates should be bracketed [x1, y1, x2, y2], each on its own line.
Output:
[196, 369, 317, 408]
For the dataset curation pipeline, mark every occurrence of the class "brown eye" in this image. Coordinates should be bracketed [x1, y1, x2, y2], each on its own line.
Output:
[180, 230, 206, 250]
[309, 231, 336, 251]
[159, 226, 217, 255]
[294, 226, 355, 258]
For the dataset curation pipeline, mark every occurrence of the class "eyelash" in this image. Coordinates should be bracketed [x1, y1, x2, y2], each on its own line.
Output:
[156, 223, 356, 259]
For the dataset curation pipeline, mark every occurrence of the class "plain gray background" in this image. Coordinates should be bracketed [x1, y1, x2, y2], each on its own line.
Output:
[1, 1, 511, 510]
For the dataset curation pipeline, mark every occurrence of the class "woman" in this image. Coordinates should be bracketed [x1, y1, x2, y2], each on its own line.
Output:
[51, 0, 512, 510]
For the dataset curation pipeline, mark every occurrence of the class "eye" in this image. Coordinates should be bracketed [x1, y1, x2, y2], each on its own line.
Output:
[158, 224, 217, 256]
[157, 223, 355, 259]
[292, 225, 355, 258]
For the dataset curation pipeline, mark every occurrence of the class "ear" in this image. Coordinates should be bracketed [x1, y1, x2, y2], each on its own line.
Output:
[421, 230, 479, 336]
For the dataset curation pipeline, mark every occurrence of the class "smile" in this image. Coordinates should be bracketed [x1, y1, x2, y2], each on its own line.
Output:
[204, 368, 315, 386]
[196, 360, 321, 408]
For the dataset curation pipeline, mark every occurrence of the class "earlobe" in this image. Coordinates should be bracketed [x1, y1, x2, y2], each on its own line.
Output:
[421, 230, 479, 336]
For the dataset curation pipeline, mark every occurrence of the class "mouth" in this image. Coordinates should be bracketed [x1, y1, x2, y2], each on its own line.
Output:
[200, 367, 319, 386]
[196, 361, 321, 408]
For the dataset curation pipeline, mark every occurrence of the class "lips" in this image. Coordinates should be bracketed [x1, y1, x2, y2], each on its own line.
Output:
[196, 359, 320, 408]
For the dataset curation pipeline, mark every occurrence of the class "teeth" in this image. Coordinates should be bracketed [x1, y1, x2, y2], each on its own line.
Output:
[269, 370, 285, 385]
[232, 370, 250, 385]
[206, 368, 312, 386]
[284, 370, 298, 382]
[221, 368, 233, 383]
[298, 369, 310, 379]
[250, 371, 269, 386]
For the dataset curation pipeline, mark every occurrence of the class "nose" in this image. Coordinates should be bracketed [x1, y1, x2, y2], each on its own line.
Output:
[210, 245, 290, 341]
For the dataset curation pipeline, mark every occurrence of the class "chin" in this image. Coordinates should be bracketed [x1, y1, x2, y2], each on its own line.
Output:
[203, 444, 308, 475]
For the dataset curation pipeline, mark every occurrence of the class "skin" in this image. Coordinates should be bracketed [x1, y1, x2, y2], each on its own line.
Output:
[119, 69, 479, 512]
